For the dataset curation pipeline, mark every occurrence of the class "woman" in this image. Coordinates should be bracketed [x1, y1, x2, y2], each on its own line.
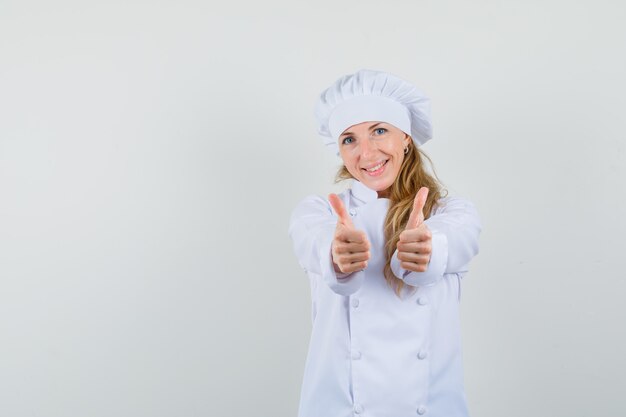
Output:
[288, 69, 482, 417]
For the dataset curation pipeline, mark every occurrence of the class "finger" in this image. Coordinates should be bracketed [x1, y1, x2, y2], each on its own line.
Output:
[346, 241, 370, 253]
[406, 187, 429, 229]
[344, 261, 368, 273]
[328, 193, 354, 228]
[337, 251, 371, 264]
[396, 251, 431, 264]
[337, 229, 369, 245]
[334, 239, 370, 253]
[400, 261, 429, 273]
[396, 241, 431, 254]
[399, 225, 432, 244]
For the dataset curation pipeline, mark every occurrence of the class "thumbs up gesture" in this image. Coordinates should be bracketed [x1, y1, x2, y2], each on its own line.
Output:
[397, 187, 432, 273]
[328, 194, 371, 274]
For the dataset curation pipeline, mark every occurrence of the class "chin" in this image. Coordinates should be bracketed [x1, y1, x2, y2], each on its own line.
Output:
[361, 178, 393, 191]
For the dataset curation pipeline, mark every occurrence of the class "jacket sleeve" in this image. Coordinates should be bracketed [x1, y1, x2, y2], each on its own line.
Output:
[390, 196, 482, 287]
[288, 194, 365, 296]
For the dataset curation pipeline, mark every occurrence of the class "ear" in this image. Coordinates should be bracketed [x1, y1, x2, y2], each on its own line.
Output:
[403, 134, 412, 148]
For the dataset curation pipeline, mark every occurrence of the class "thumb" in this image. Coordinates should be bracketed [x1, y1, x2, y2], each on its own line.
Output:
[406, 187, 429, 229]
[328, 193, 354, 228]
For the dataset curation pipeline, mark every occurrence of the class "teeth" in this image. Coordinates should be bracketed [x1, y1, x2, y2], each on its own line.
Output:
[366, 161, 385, 172]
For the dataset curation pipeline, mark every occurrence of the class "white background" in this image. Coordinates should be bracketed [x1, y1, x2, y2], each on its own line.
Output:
[1, 1, 625, 416]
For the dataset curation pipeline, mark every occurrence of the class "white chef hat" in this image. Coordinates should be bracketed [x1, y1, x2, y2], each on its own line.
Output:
[314, 69, 433, 157]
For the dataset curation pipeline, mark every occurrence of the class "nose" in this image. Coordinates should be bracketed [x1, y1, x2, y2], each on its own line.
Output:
[360, 137, 377, 158]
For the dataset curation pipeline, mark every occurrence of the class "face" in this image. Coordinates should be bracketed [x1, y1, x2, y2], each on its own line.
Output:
[338, 121, 411, 198]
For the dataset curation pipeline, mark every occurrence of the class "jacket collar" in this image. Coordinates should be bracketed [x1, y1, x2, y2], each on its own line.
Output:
[350, 179, 380, 203]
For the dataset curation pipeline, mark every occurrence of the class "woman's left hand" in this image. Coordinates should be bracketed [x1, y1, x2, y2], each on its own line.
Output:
[397, 187, 432, 273]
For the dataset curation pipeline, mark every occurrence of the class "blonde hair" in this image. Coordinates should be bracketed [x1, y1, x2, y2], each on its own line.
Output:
[334, 141, 448, 298]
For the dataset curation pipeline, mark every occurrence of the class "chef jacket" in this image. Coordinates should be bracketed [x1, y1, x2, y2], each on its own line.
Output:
[288, 179, 482, 417]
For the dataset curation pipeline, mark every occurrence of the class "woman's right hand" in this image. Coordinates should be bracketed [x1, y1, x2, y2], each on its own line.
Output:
[328, 194, 371, 274]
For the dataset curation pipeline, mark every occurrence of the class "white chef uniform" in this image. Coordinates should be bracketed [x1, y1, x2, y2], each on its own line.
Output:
[288, 178, 482, 417]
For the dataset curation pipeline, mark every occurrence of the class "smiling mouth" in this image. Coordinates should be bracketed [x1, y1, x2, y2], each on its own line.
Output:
[362, 159, 389, 172]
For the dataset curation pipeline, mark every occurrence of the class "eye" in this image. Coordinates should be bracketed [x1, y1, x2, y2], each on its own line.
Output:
[342, 136, 354, 145]
[374, 128, 387, 135]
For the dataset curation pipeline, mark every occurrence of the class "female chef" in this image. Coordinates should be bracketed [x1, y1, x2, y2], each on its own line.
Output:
[288, 69, 482, 417]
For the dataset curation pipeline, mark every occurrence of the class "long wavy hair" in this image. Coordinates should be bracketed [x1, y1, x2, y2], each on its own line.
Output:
[334, 140, 448, 298]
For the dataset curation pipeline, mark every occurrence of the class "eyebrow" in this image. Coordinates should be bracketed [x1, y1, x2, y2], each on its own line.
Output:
[340, 122, 384, 137]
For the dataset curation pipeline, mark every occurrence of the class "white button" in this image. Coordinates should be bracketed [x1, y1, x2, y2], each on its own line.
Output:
[417, 405, 427, 415]
[417, 350, 428, 360]
[417, 296, 428, 306]
[351, 298, 360, 308]
[354, 404, 363, 414]
[349, 208, 357, 217]
[351, 350, 361, 360]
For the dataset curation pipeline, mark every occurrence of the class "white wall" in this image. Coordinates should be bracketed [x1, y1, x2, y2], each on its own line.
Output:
[1, 1, 625, 416]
